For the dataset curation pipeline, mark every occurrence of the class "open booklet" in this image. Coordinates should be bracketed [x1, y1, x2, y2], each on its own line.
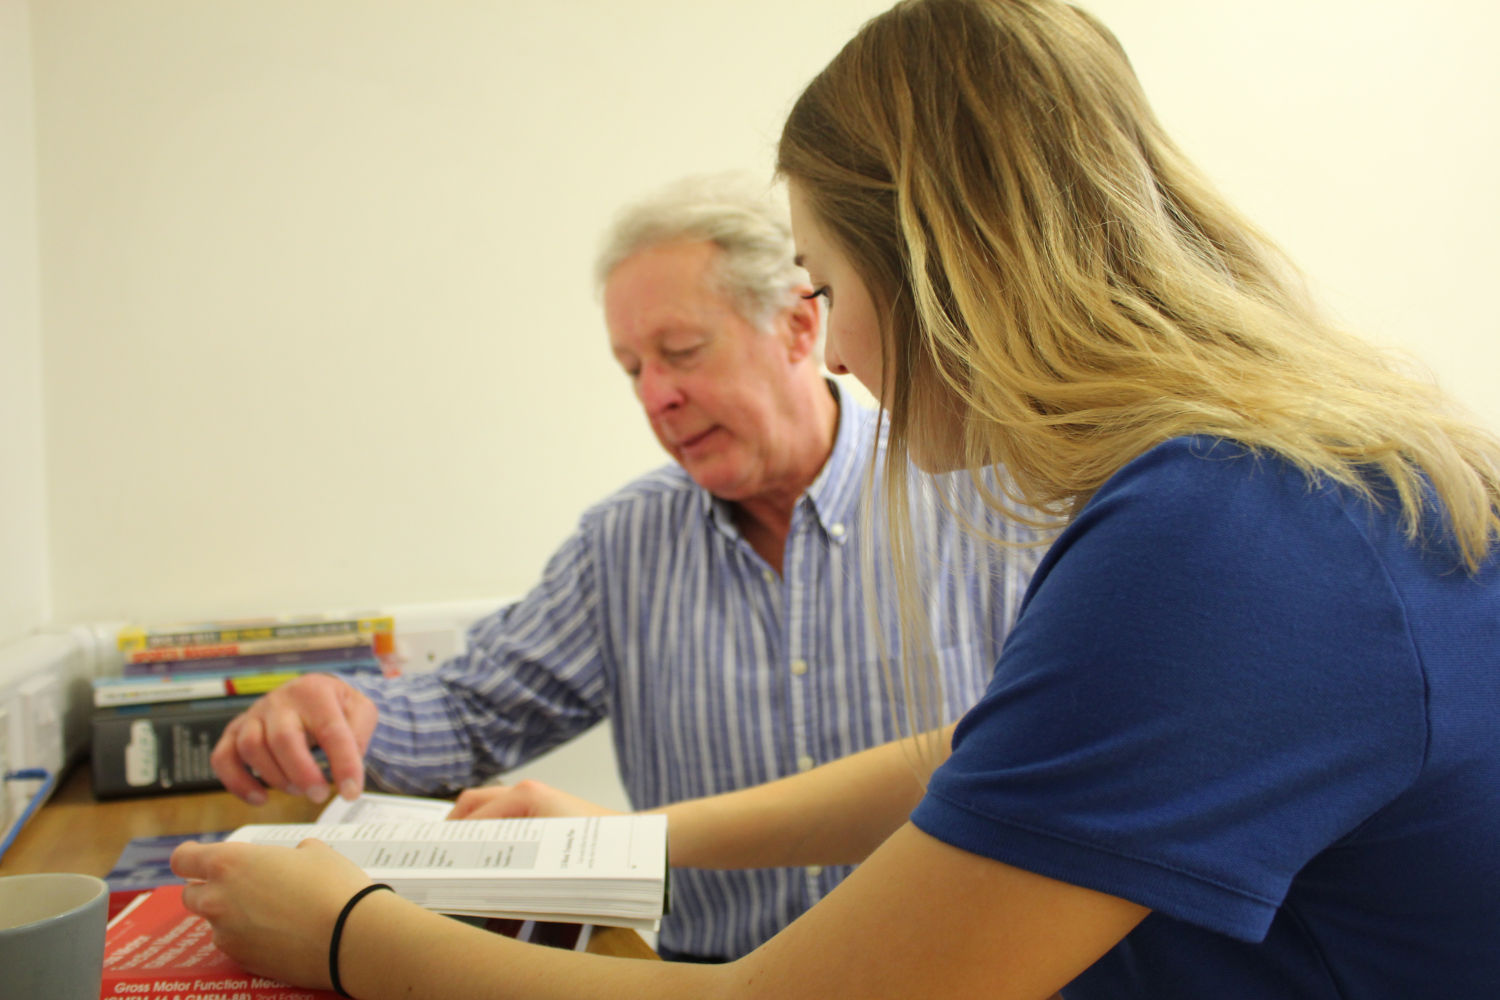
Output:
[314, 789, 456, 824]
[228, 793, 669, 931]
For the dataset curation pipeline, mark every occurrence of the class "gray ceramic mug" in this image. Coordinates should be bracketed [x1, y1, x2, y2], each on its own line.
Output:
[0, 872, 109, 1000]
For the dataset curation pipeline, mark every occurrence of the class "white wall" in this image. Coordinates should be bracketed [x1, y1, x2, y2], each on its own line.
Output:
[0, 0, 49, 646]
[28, 0, 891, 626]
[11, 0, 1499, 630]
[1090, 1, 1500, 433]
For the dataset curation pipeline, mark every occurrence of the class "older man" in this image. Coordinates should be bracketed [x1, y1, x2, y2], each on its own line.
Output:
[210, 174, 1041, 961]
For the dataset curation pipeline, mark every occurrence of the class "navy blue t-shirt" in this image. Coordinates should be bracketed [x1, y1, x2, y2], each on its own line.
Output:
[912, 437, 1500, 997]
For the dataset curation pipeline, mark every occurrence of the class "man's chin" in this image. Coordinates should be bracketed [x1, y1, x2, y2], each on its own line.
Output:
[682, 462, 752, 502]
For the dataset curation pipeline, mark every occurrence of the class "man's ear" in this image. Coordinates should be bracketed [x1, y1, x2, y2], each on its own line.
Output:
[781, 286, 821, 364]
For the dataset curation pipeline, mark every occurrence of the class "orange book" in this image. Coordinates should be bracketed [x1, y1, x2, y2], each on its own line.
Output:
[125, 632, 379, 665]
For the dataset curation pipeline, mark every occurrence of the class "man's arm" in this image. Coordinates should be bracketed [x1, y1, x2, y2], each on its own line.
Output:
[213, 522, 612, 805]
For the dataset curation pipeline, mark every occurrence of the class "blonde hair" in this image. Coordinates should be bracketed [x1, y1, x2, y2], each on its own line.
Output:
[779, 0, 1500, 741]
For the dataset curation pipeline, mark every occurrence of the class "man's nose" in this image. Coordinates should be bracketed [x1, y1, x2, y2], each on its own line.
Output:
[637, 363, 685, 416]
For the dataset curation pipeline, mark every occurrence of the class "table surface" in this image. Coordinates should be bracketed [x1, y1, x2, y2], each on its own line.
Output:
[1, 763, 658, 961]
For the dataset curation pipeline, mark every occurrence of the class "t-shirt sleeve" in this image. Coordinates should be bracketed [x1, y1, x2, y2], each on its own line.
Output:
[912, 440, 1427, 942]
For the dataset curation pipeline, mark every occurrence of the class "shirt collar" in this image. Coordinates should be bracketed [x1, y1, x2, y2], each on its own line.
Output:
[801, 378, 877, 541]
[697, 378, 877, 544]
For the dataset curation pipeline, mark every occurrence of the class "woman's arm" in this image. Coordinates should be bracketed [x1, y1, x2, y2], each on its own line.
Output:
[174, 818, 1147, 1000]
[449, 725, 960, 869]
[657, 724, 957, 869]
[172, 724, 1148, 998]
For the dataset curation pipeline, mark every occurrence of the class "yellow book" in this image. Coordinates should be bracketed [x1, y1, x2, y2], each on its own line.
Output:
[118, 613, 393, 653]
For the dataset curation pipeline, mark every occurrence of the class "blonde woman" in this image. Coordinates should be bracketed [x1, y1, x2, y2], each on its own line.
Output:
[173, 1, 1500, 996]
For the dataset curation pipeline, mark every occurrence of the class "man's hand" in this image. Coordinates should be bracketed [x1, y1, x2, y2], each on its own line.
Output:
[210, 674, 377, 805]
[447, 779, 621, 820]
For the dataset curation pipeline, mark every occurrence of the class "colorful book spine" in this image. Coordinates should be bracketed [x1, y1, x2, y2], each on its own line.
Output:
[117, 613, 394, 653]
[122, 643, 383, 677]
[93, 658, 383, 708]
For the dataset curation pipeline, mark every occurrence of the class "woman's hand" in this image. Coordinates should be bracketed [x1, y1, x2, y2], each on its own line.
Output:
[447, 779, 623, 820]
[171, 838, 373, 989]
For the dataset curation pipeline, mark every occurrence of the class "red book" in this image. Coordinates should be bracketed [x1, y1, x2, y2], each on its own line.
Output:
[100, 887, 594, 998]
[102, 885, 338, 999]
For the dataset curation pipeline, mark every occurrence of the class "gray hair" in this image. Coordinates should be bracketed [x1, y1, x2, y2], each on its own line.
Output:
[594, 172, 808, 331]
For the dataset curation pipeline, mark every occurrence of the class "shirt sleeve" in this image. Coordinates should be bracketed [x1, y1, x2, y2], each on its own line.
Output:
[912, 440, 1428, 942]
[348, 520, 610, 795]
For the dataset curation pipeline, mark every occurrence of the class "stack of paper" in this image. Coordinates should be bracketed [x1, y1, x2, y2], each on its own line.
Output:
[227, 813, 669, 930]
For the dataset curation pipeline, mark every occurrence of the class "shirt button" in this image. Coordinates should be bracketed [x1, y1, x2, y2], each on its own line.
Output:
[762, 570, 776, 584]
[829, 523, 846, 539]
[797, 755, 815, 772]
[791, 658, 809, 676]
[806, 865, 823, 877]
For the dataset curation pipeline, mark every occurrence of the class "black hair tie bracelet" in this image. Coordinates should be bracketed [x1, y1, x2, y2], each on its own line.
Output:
[329, 882, 394, 998]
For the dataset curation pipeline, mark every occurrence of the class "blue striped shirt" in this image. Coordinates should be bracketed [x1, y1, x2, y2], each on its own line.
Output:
[349, 380, 1042, 959]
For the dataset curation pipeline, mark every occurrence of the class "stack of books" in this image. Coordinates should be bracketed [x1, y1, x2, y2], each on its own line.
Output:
[90, 612, 396, 799]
